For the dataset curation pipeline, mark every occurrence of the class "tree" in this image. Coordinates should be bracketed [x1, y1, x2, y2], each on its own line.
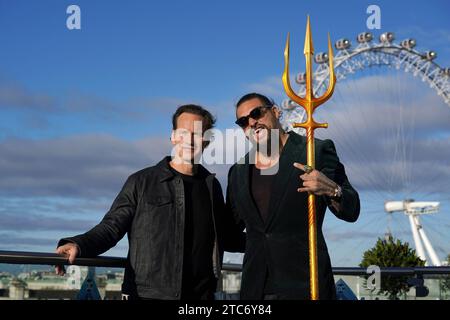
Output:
[439, 254, 450, 298]
[360, 235, 425, 299]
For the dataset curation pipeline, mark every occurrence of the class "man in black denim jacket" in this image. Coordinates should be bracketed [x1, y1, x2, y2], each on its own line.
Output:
[55, 104, 245, 300]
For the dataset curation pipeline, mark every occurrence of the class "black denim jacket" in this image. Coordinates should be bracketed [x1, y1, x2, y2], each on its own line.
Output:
[59, 156, 245, 299]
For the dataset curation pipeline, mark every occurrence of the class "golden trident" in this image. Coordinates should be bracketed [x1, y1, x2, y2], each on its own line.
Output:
[282, 15, 336, 300]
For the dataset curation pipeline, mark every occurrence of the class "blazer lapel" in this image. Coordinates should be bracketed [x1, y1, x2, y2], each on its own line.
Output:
[235, 152, 266, 228]
[265, 132, 306, 230]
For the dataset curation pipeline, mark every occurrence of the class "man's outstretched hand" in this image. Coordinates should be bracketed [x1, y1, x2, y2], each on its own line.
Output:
[293, 162, 338, 196]
[293, 162, 343, 212]
[55, 243, 79, 276]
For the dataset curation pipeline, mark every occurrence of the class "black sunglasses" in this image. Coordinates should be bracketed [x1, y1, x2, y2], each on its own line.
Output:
[235, 105, 272, 128]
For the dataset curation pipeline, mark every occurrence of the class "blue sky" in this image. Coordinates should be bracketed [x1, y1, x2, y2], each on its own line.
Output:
[1, 0, 449, 267]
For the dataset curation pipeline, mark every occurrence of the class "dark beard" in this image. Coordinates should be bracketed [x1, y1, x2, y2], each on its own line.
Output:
[254, 127, 275, 156]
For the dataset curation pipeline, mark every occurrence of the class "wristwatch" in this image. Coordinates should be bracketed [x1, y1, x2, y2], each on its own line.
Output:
[331, 185, 342, 200]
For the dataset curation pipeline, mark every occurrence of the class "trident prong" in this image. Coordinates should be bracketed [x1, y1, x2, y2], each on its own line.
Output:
[282, 32, 307, 107]
[282, 15, 336, 301]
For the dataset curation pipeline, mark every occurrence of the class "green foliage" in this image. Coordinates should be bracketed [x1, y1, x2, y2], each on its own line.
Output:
[360, 235, 425, 299]
[439, 254, 450, 296]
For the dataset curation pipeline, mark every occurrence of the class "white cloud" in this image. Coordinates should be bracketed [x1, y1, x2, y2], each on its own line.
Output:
[0, 134, 171, 198]
[0, 81, 57, 111]
[0, 78, 197, 131]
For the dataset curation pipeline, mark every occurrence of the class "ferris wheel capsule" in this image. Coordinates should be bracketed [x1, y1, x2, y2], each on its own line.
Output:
[441, 68, 450, 76]
[281, 99, 297, 110]
[335, 38, 351, 50]
[400, 39, 416, 49]
[315, 52, 329, 64]
[423, 51, 437, 61]
[295, 72, 306, 84]
[379, 32, 395, 43]
[357, 32, 373, 43]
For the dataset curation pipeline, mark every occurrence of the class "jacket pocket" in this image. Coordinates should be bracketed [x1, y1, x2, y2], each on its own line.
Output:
[133, 196, 173, 237]
[145, 195, 173, 207]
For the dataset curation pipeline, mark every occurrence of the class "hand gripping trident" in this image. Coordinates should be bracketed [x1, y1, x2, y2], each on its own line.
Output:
[282, 16, 336, 300]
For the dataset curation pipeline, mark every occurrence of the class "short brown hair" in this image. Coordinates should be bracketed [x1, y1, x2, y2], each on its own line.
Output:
[172, 104, 216, 131]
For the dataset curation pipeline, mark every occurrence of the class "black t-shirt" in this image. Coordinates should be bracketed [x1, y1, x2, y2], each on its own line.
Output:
[169, 165, 216, 299]
[250, 165, 277, 222]
[250, 164, 278, 294]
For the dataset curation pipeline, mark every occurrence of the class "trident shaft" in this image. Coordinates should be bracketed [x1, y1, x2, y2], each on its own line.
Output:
[282, 15, 336, 300]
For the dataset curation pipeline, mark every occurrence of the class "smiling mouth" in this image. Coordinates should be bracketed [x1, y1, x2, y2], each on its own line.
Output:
[252, 126, 267, 139]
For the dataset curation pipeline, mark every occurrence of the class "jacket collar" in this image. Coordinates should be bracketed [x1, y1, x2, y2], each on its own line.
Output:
[157, 156, 215, 182]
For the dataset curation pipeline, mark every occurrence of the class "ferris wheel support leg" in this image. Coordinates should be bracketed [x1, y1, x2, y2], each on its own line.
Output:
[408, 214, 427, 265]
[414, 216, 442, 266]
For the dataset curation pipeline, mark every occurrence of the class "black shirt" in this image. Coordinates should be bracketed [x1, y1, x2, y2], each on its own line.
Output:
[250, 165, 277, 222]
[250, 164, 278, 294]
[169, 165, 216, 299]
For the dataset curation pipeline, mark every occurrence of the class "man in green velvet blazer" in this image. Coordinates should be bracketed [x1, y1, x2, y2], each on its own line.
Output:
[227, 93, 360, 300]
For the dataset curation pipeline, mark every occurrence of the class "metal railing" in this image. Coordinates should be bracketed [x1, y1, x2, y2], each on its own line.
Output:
[1, 250, 450, 300]
[1, 250, 449, 275]
[0, 250, 127, 268]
